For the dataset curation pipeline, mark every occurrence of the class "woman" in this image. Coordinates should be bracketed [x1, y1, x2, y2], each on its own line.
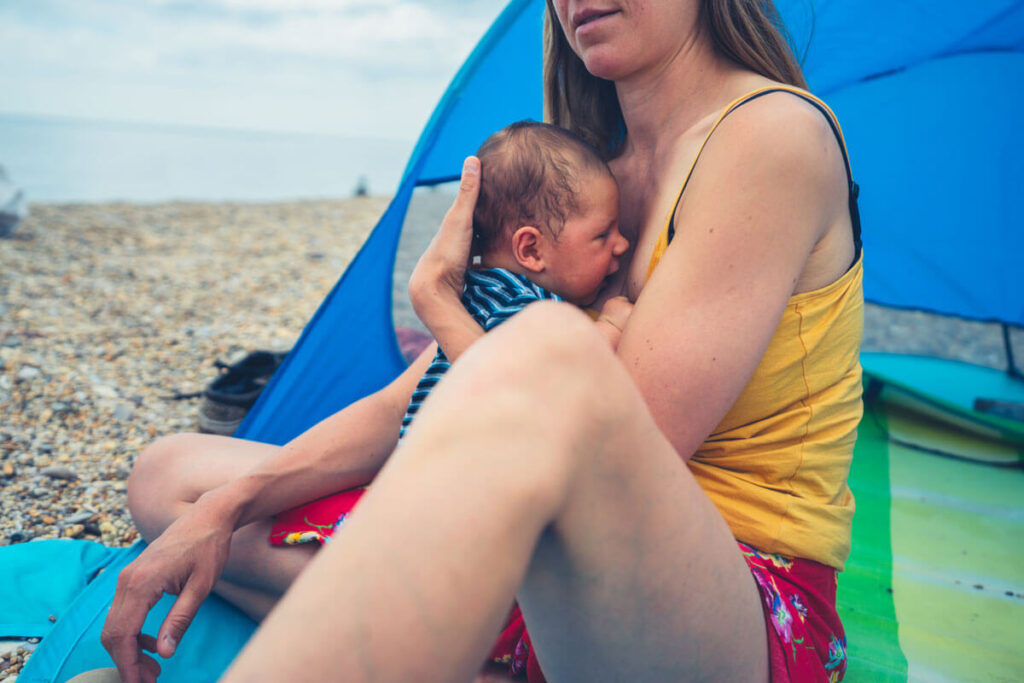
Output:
[103, 1, 862, 681]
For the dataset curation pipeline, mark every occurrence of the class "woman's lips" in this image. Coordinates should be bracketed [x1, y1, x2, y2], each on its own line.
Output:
[573, 8, 620, 33]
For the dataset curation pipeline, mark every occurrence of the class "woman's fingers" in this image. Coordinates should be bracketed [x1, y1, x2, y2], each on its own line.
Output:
[448, 155, 481, 228]
[101, 564, 166, 683]
[137, 637, 163, 683]
[438, 156, 480, 263]
[139, 654, 162, 683]
[138, 633, 159, 653]
[156, 576, 212, 658]
[598, 296, 634, 331]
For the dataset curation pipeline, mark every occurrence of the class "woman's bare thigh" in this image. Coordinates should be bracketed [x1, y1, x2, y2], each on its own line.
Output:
[518, 397, 768, 682]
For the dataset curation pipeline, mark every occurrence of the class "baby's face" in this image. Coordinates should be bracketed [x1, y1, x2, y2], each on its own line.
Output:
[543, 172, 628, 306]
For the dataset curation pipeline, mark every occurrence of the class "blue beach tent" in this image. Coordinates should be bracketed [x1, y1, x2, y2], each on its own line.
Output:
[7, 1, 1024, 681]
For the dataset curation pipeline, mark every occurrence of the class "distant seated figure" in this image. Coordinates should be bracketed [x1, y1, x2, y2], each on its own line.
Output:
[352, 174, 369, 197]
[0, 165, 28, 238]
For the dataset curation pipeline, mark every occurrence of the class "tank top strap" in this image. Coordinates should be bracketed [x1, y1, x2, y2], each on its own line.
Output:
[644, 86, 862, 284]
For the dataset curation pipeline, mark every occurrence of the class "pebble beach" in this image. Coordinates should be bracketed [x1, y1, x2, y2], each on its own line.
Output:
[1, 196, 1020, 679]
[0, 198, 386, 678]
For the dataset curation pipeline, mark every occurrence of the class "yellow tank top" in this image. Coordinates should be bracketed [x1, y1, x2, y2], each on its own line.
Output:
[647, 87, 863, 570]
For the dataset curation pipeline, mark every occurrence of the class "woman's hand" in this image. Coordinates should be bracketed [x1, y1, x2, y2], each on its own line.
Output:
[101, 494, 237, 683]
[408, 156, 487, 361]
[594, 296, 634, 350]
[409, 156, 480, 314]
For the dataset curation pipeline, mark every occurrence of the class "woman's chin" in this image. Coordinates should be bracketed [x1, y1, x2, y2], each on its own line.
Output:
[579, 49, 631, 82]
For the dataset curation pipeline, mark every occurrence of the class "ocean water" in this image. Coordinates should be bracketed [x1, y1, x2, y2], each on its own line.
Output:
[0, 112, 413, 203]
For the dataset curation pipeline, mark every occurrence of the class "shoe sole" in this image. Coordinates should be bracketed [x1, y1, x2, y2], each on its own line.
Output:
[197, 412, 244, 436]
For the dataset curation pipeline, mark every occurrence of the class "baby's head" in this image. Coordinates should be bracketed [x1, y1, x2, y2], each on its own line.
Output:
[473, 121, 628, 306]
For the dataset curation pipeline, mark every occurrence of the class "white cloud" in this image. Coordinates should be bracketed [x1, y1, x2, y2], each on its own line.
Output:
[0, 0, 507, 138]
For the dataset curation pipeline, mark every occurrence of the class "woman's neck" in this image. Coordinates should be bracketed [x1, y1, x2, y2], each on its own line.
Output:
[615, 36, 742, 158]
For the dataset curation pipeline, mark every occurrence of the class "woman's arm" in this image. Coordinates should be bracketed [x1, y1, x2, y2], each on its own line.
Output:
[207, 343, 437, 527]
[617, 96, 849, 460]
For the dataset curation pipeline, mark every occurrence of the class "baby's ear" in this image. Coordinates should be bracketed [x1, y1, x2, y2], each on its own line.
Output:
[511, 226, 545, 273]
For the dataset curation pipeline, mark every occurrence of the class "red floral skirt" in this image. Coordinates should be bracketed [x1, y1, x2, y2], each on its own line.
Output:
[269, 492, 846, 682]
[740, 541, 847, 682]
[267, 486, 367, 546]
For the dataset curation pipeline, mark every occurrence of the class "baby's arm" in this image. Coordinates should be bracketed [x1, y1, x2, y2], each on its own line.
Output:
[594, 296, 634, 350]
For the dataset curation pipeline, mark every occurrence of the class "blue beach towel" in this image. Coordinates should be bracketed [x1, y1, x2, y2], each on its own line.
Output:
[3, 541, 255, 682]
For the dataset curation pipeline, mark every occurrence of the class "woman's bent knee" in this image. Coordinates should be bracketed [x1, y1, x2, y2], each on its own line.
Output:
[499, 301, 613, 367]
[128, 433, 278, 539]
[126, 433, 199, 537]
[128, 433, 178, 498]
[460, 302, 622, 419]
[127, 434, 194, 502]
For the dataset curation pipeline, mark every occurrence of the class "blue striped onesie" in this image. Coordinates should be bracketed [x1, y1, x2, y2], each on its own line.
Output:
[399, 268, 561, 440]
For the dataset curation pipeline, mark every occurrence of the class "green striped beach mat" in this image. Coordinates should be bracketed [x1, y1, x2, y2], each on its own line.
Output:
[841, 353, 1024, 680]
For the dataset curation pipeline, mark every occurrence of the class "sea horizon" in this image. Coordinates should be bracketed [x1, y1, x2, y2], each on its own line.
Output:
[0, 111, 414, 204]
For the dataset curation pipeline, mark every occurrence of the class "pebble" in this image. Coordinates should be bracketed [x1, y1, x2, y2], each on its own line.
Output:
[112, 403, 134, 421]
[64, 511, 97, 525]
[93, 385, 117, 399]
[0, 199, 385, 558]
[39, 466, 78, 481]
[16, 366, 40, 380]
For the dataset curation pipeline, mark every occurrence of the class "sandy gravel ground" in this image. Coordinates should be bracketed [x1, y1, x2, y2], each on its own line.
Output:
[0, 198, 385, 679]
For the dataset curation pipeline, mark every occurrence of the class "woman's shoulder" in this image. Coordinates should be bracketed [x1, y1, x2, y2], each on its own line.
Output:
[720, 85, 838, 154]
[693, 84, 854, 292]
[692, 85, 847, 208]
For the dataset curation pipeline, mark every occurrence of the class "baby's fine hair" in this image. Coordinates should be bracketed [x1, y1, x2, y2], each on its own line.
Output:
[472, 120, 612, 255]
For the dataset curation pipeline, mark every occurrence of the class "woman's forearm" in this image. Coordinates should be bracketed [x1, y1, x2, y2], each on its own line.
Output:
[211, 403, 398, 527]
[197, 344, 435, 529]
[411, 284, 484, 362]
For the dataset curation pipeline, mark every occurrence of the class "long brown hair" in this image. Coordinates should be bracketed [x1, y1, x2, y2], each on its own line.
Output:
[543, 0, 808, 160]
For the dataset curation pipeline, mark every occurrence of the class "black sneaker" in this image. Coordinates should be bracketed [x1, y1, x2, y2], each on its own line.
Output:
[197, 351, 287, 435]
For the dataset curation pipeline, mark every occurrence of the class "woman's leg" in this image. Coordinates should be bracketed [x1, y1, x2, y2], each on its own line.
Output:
[127, 434, 317, 621]
[225, 302, 768, 682]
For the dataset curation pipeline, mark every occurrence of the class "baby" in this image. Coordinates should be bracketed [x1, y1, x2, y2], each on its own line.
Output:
[270, 120, 629, 542]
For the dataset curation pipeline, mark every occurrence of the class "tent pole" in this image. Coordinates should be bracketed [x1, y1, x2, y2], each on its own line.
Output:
[1004, 323, 1024, 381]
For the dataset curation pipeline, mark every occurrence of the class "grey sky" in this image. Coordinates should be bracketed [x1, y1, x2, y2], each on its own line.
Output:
[0, 0, 509, 140]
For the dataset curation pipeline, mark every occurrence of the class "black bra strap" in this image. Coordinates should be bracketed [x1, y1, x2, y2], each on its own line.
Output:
[666, 89, 862, 259]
